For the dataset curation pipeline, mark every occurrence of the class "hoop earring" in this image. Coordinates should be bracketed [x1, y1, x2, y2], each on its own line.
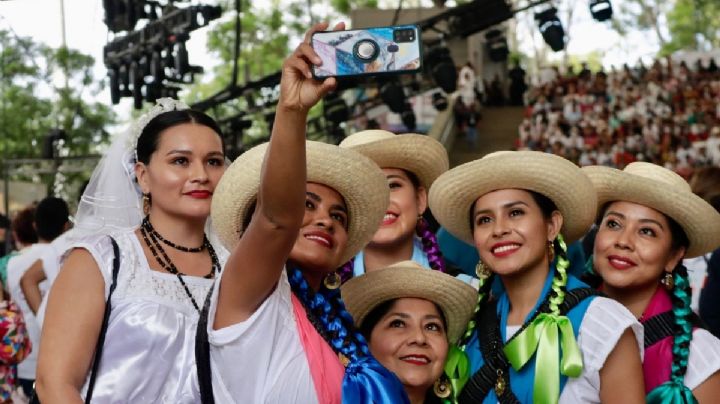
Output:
[475, 260, 491, 279]
[142, 193, 151, 216]
[323, 271, 342, 289]
[433, 378, 451, 398]
[661, 272, 675, 291]
[547, 240, 555, 263]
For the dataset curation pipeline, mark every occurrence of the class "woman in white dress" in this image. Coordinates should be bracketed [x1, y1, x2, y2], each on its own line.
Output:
[583, 162, 720, 402]
[35, 97, 229, 402]
[428, 151, 645, 403]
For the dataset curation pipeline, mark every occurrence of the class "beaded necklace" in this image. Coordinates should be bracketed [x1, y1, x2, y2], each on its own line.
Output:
[143, 216, 206, 252]
[140, 217, 220, 312]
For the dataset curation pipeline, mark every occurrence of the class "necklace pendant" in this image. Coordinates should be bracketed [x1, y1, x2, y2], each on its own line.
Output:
[495, 369, 506, 396]
[323, 272, 342, 290]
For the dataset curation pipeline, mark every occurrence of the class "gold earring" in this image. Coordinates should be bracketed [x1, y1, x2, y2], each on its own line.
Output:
[433, 378, 451, 398]
[142, 193, 151, 216]
[661, 272, 675, 291]
[323, 271, 342, 289]
[475, 260, 491, 279]
[547, 240, 555, 263]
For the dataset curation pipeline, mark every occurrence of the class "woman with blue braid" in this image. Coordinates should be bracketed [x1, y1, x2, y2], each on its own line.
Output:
[338, 130, 449, 279]
[428, 151, 645, 403]
[206, 22, 408, 404]
[584, 162, 720, 403]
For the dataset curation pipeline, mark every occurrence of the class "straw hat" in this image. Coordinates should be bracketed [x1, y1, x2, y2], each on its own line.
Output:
[428, 151, 597, 245]
[582, 162, 720, 258]
[339, 130, 449, 189]
[211, 141, 390, 265]
[341, 260, 477, 342]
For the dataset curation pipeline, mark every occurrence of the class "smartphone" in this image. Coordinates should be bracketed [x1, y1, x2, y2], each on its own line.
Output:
[311, 25, 422, 79]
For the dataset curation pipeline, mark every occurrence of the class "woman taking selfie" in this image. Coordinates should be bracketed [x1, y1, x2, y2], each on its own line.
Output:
[206, 22, 408, 403]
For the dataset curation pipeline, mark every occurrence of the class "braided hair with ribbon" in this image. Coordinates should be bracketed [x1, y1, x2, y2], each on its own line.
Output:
[287, 266, 410, 403]
[646, 262, 697, 404]
[445, 191, 584, 403]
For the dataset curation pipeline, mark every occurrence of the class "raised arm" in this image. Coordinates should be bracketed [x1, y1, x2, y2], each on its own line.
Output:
[35, 249, 106, 403]
[20, 259, 46, 314]
[214, 22, 341, 328]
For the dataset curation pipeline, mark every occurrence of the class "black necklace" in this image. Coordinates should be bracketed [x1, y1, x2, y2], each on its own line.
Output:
[142, 216, 206, 252]
[140, 225, 220, 312]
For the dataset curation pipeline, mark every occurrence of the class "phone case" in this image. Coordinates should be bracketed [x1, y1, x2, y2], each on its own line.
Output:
[311, 25, 422, 79]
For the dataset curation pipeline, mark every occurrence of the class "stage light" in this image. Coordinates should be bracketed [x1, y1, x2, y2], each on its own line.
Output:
[380, 81, 407, 114]
[589, 0, 613, 22]
[535, 8, 565, 52]
[401, 108, 416, 131]
[109, 67, 121, 105]
[425, 45, 457, 93]
[485, 29, 509, 62]
[129, 60, 143, 109]
[324, 92, 350, 124]
[432, 91, 448, 111]
[42, 129, 67, 160]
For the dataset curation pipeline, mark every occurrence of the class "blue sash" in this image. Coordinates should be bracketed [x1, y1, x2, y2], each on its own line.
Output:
[464, 269, 595, 403]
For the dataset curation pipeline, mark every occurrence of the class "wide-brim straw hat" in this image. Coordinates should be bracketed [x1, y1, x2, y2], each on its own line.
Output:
[428, 151, 597, 245]
[211, 141, 390, 265]
[582, 162, 720, 258]
[339, 130, 449, 189]
[341, 260, 477, 342]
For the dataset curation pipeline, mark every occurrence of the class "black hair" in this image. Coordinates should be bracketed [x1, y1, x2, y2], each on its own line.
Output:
[12, 206, 38, 245]
[529, 190, 559, 219]
[359, 298, 448, 341]
[136, 109, 225, 164]
[35, 197, 69, 241]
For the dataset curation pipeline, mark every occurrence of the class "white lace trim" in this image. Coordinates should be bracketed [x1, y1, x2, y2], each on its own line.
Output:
[77, 231, 216, 312]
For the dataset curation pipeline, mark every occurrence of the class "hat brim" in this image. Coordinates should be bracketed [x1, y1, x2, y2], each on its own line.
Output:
[211, 141, 389, 265]
[341, 266, 477, 343]
[583, 166, 720, 258]
[341, 134, 449, 189]
[428, 151, 597, 245]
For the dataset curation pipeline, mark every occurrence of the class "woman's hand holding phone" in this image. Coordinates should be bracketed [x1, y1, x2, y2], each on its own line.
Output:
[277, 21, 345, 113]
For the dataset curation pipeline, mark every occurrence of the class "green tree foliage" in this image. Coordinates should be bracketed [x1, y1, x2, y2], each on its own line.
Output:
[610, 0, 672, 47]
[662, 0, 720, 55]
[0, 28, 115, 163]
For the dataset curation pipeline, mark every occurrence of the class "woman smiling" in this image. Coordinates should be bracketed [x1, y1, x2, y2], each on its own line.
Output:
[584, 162, 720, 403]
[342, 260, 476, 403]
[339, 130, 449, 277]
[428, 151, 645, 403]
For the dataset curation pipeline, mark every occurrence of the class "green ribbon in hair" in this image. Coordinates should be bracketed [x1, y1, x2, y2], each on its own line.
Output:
[503, 312, 583, 404]
[444, 344, 470, 402]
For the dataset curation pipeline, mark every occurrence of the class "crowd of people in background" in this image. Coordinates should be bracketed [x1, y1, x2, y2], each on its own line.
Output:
[518, 56, 720, 179]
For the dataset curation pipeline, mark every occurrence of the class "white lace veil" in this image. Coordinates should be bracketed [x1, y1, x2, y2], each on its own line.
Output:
[72, 98, 193, 238]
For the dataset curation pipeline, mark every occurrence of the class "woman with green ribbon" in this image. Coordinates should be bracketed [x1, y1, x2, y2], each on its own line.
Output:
[428, 151, 645, 403]
[583, 162, 720, 403]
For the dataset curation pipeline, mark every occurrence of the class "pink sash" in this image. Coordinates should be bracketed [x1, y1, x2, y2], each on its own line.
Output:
[291, 294, 345, 404]
[641, 287, 676, 393]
